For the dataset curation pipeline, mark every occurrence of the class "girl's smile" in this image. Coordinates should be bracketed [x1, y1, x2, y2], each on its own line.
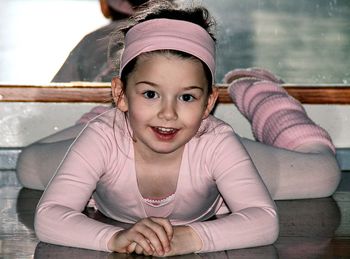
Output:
[151, 126, 179, 141]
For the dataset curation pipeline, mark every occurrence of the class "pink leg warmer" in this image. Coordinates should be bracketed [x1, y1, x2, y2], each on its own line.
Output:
[224, 68, 335, 153]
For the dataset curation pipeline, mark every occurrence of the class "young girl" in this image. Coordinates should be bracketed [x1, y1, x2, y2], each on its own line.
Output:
[34, 1, 340, 256]
[34, 2, 278, 255]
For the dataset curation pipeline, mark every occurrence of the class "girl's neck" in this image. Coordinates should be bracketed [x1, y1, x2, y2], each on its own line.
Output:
[133, 143, 185, 165]
[133, 143, 184, 199]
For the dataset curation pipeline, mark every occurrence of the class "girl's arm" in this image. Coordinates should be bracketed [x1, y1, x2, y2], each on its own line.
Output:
[34, 123, 173, 254]
[146, 132, 278, 256]
[34, 125, 123, 251]
[188, 133, 279, 253]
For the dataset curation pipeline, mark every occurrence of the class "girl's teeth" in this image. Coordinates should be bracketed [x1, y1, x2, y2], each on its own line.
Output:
[157, 127, 175, 133]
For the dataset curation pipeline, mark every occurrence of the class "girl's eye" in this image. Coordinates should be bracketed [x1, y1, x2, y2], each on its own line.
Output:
[180, 94, 195, 102]
[143, 91, 158, 99]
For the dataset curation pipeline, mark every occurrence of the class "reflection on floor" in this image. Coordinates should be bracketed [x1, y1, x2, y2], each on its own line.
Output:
[1, 171, 350, 258]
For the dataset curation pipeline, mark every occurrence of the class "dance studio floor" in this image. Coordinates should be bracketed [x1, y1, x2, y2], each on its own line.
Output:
[1, 170, 350, 259]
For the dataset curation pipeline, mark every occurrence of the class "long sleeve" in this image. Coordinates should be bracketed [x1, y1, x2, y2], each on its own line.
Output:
[34, 124, 123, 252]
[189, 132, 279, 252]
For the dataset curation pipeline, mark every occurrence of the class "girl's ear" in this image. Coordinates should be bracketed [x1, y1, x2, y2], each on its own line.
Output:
[111, 77, 128, 112]
[202, 86, 219, 119]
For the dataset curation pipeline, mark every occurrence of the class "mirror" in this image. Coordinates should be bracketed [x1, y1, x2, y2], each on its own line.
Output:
[0, 0, 349, 84]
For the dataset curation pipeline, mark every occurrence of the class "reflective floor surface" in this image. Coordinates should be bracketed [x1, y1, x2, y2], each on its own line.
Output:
[1, 171, 350, 259]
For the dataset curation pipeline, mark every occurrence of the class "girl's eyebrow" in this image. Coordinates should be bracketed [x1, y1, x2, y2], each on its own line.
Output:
[183, 86, 204, 92]
[136, 81, 204, 92]
[135, 80, 158, 87]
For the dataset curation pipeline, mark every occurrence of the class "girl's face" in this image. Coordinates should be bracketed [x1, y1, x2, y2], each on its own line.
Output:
[112, 53, 218, 157]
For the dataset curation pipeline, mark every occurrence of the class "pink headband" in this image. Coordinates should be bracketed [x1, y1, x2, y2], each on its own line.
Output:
[120, 18, 216, 84]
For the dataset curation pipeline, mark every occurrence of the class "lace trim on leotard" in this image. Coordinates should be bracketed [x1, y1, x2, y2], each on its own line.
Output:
[143, 193, 175, 207]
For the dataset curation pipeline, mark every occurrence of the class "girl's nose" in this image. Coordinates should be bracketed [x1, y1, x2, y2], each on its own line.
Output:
[158, 99, 178, 121]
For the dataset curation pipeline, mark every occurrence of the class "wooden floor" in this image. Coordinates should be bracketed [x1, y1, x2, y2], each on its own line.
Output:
[1, 171, 350, 259]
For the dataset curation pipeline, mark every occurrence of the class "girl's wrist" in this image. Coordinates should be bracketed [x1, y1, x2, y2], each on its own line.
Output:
[186, 226, 203, 252]
[171, 226, 203, 254]
[107, 230, 122, 251]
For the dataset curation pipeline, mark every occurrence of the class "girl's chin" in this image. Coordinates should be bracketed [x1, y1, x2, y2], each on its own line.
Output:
[149, 141, 184, 155]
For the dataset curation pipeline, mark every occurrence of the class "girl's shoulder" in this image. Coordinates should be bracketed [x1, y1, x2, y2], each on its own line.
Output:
[75, 108, 132, 160]
[188, 116, 248, 174]
[84, 108, 130, 140]
[191, 115, 242, 150]
[199, 115, 235, 136]
[88, 107, 125, 126]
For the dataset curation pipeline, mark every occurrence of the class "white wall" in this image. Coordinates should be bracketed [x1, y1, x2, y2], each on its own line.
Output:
[0, 0, 107, 83]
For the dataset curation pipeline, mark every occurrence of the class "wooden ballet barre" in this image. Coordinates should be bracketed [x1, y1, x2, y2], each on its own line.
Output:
[1, 83, 350, 104]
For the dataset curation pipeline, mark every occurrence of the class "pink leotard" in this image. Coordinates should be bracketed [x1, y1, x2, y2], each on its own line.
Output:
[35, 109, 278, 252]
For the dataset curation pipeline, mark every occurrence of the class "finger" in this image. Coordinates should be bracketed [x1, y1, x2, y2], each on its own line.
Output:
[135, 243, 144, 255]
[133, 242, 155, 256]
[135, 241, 154, 256]
[150, 217, 173, 240]
[141, 218, 172, 254]
[126, 242, 137, 254]
[142, 218, 171, 255]
[131, 232, 155, 255]
[134, 223, 165, 255]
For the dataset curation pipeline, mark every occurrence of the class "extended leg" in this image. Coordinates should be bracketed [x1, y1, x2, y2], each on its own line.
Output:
[225, 68, 341, 199]
[16, 106, 111, 190]
[241, 138, 340, 200]
[16, 124, 85, 190]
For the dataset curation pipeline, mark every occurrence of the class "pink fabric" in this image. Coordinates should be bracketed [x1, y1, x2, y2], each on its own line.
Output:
[76, 106, 111, 125]
[226, 68, 335, 153]
[35, 109, 278, 253]
[120, 19, 216, 84]
[107, 0, 134, 15]
[224, 67, 284, 85]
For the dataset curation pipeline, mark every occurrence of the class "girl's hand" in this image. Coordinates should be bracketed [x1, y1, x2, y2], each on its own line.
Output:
[131, 225, 203, 256]
[164, 226, 202, 256]
[107, 217, 173, 256]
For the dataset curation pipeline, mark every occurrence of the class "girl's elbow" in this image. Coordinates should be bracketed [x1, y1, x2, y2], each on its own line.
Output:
[264, 207, 279, 245]
[34, 204, 51, 242]
[255, 207, 279, 247]
[269, 221, 279, 245]
[34, 209, 43, 240]
[268, 213, 279, 245]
